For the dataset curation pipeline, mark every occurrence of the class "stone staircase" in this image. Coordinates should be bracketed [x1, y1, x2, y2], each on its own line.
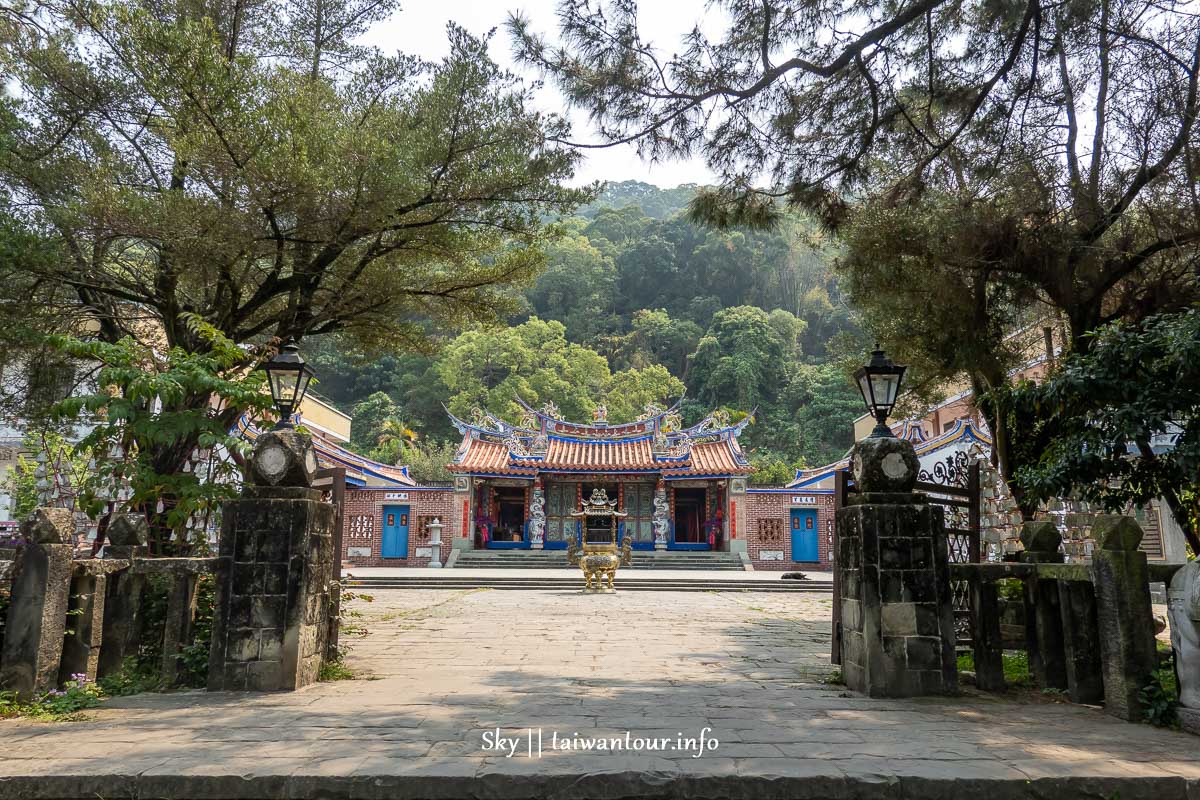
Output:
[345, 574, 832, 593]
[451, 549, 747, 571]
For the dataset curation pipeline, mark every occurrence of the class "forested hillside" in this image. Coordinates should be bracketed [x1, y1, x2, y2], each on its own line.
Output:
[308, 181, 865, 483]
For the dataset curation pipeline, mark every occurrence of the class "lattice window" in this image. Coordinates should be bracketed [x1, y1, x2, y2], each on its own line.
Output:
[349, 514, 373, 540]
[415, 515, 440, 543]
[758, 518, 785, 546]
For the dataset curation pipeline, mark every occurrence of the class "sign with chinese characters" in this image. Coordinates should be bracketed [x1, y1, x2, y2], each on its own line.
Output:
[384, 492, 409, 500]
[347, 547, 372, 558]
[791, 496, 817, 505]
[415, 547, 432, 558]
[760, 550, 785, 561]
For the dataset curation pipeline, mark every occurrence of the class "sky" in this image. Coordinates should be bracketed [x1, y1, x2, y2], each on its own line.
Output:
[362, 0, 722, 188]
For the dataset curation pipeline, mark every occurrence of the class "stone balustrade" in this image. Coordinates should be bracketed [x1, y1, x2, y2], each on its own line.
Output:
[951, 515, 1179, 721]
[0, 509, 220, 700]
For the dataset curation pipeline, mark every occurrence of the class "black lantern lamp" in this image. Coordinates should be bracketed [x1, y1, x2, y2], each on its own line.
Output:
[855, 346, 906, 439]
[261, 338, 315, 430]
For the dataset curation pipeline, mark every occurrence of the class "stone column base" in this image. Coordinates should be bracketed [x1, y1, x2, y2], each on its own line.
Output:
[530, 542, 544, 550]
[654, 542, 667, 551]
[1179, 707, 1200, 736]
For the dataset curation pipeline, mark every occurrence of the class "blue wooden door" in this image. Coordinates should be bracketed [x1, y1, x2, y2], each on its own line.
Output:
[382, 505, 410, 559]
[790, 508, 818, 562]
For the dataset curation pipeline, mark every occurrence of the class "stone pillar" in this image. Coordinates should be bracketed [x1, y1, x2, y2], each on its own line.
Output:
[452, 476, 473, 552]
[838, 437, 957, 697]
[652, 482, 669, 551]
[1018, 521, 1068, 691]
[528, 484, 545, 551]
[159, 572, 199, 687]
[208, 430, 336, 692]
[59, 570, 107, 685]
[1089, 515, 1157, 721]
[97, 514, 149, 679]
[1057, 579, 1103, 704]
[0, 509, 75, 700]
[967, 575, 1005, 691]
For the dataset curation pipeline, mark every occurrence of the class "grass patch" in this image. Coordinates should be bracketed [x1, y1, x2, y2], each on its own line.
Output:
[318, 660, 356, 682]
[96, 656, 167, 696]
[957, 649, 1032, 688]
[819, 669, 844, 685]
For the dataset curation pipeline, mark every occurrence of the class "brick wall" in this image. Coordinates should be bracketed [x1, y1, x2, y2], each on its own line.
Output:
[340, 488, 457, 567]
[745, 491, 835, 570]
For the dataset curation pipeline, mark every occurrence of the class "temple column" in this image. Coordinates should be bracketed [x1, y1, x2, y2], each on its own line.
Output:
[652, 479, 668, 551]
[452, 476, 473, 552]
[728, 478, 749, 557]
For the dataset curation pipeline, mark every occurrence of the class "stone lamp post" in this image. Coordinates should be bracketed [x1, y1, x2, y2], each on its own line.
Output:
[838, 348, 957, 697]
[428, 518, 444, 568]
[838, 435, 958, 697]
[208, 422, 337, 691]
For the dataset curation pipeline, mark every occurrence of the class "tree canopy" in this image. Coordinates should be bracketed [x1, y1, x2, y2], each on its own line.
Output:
[1, 0, 587, 355]
[315, 183, 866, 472]
[1010, 310, 1200, 554]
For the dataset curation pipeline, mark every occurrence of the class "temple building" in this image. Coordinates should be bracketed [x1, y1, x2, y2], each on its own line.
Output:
[333, 398, 837, 570]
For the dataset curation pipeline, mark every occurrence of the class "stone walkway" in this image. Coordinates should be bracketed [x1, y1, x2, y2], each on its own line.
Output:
[2, 589, 1200, 799]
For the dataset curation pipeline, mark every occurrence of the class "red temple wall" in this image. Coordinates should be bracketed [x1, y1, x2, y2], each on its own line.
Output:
[341, 488, 457, 568]
[743, 490, 835, 570]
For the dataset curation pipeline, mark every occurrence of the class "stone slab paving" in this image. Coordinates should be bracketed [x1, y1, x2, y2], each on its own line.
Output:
[2, 588, 1200, 799]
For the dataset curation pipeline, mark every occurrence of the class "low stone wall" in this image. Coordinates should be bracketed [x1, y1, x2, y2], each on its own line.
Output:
[0, 511, 222, 700]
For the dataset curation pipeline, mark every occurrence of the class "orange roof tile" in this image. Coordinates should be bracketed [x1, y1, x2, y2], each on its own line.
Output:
[530, 437, 658, 470]
[665, 441, 753, 476]
[450, 433, 753, 477]
[451, 438, 527, 475]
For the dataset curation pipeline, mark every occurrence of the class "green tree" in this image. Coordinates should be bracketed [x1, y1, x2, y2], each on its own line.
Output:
[1011, 310, 1200, 555]
[348, 392, 404, 456]
[2, 0, 587, 529]
[51, 322, 272, 551]
[6, 431, 92, 522]
[783, 363, 862, 465]
[526, 227, 619, 343]
[604, 364, 685, 423]
[395, 440, 458, 484]
[688, 306, 788, 411]
[513, 0, 1200, 514]
[436, 318, 682, 425]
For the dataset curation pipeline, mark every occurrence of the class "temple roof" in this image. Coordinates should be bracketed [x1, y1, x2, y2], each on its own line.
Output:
[238, 415, 416, 488]
[784, 418, 992, 490]
[447, 397, 753, 478]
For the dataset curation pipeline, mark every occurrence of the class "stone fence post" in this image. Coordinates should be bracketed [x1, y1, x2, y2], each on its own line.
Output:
[208, 430, 336, 691]
[837, 436, 957, 697]
[0, 509, 75, 700]
[1019, 521, 1068, 691]
[1089, 515, 1157, 721]
[97, 514, 149, 679]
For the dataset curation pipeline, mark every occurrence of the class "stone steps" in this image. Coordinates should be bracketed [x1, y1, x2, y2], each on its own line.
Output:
[346, 575, 832, 592]
[451, 551, 748, 570]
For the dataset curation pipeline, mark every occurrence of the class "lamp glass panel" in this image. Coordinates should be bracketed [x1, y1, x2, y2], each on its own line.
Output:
[269, 369, 300, 403]
[294, 372, 312, 404]
[857, 374, 874, 408]
[870, 374, 899, 409]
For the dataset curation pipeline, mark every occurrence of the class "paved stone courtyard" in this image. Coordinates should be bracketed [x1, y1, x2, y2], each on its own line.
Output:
[2, 588, 1200, 798]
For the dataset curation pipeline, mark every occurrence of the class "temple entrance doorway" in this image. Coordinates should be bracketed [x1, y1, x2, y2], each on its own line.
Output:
[488, 486, 527, 548]
[672, 487, 710, 550]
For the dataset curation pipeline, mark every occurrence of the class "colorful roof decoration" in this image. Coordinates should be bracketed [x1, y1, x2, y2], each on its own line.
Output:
[447, 397, 754, 478]
[237, 416, 415, 488]
[785, 418, 993, 490]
